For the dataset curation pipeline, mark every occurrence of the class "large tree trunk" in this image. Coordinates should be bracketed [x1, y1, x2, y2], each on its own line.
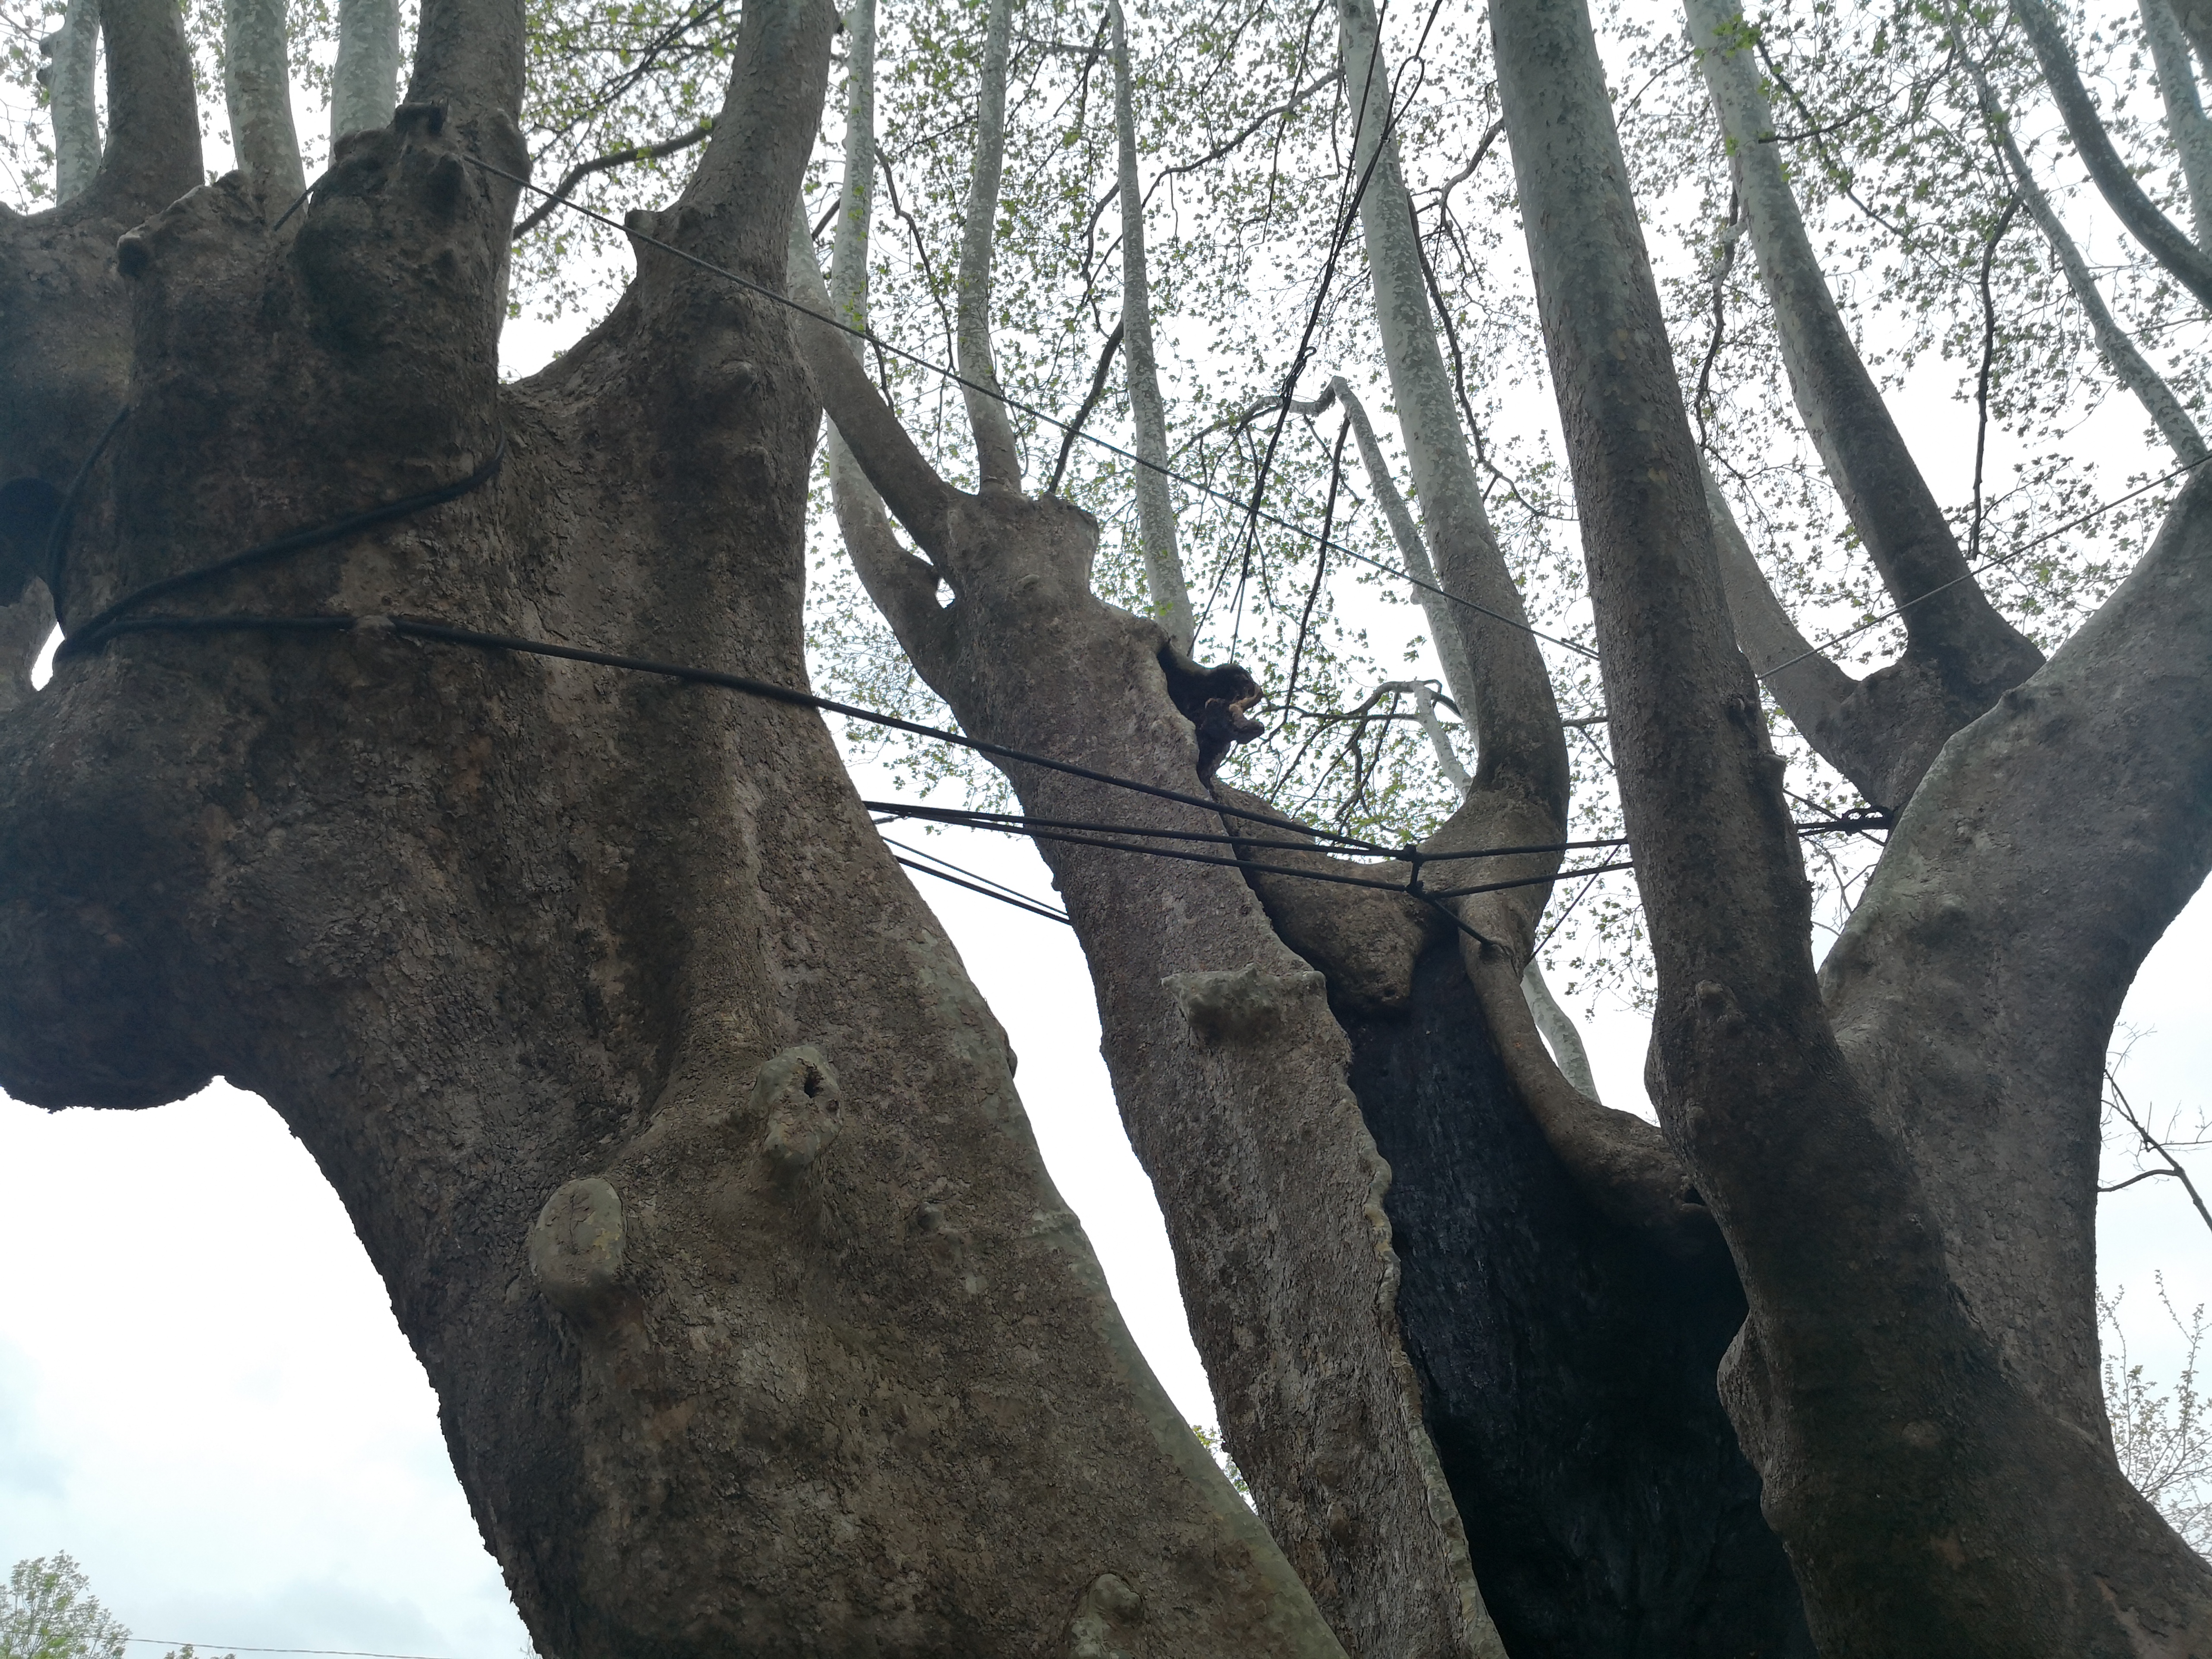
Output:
[0, 1, 1355, 1653]
[1498, 0, 2212, 1646]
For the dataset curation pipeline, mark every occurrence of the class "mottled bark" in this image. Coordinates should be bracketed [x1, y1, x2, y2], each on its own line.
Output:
[332, 0, 403, 140]
[1107, 0, 1194, 655]
[1686, 0, 2044, 812]
[223, 0, 307, 202]
[2, 0, 200, 705]
[43, 0, 102, 203]
[0, 0, 1363, 1650]
[1499, 0, 2212, 1648]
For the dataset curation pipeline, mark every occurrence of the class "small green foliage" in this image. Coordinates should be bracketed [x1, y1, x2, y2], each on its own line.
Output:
[1, 1557, 128, 1659]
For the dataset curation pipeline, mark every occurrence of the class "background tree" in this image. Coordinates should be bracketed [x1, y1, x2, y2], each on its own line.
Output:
[2, 1557, 127, 1659]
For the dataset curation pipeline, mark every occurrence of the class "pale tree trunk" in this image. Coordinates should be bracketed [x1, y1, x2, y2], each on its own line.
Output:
[1334, 0, 1562, 821]
[1106, 0, 1193, 655]
[224, 0, 307, 201]
[331, 0, 403, 140]
[43, 0, 103, 202]
[1969, 52, 2208, 466]
[800, 4, 1809, 1651]
[1500, 0, 2212, 1648]
[1686, 0, 2045, 812]
[2139, 0, 2212, 250]
[955, 0, 1021, 490]
[0, 0, 1363, 1649]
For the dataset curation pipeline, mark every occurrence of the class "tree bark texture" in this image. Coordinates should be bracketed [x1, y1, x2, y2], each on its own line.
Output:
[44, 0, 103, 203]
[0, 1, 1361, 1652]
[332, 0, 404, 141]
[1685, 0, 2044, 813]
[2137, 0, 2212, 251]
[1498, 0, 2212, 1646]
[223, 0, 308, 201]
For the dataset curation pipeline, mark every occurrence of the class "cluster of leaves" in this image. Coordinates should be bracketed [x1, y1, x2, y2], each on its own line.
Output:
[2, 1557, 127, 1659]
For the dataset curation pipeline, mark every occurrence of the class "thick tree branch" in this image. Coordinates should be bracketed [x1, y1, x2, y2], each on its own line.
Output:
[333, 0, 402, 140]
[407, 0, 527, 131]
[42, 0, 101, 202]
[2139, 0, 2212, 250]
[1686, 0, 2041, 697]
[788, 215, 959, 558]
[1973, 61, 2208, 465]
[2012, 0, 2212, 309]
[86, 0, 202, 212]
[1338, 0, 1567, 819]
[224, 0, 308, 202]
[1109, 0, 1195, 654]
[1465, 949, 1719, 1256]
[957, 0, 1023, 490]
[666, 0, 832, 274]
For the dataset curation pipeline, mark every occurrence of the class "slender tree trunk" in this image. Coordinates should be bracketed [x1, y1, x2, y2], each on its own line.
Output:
[1332, 379, 1481, 734]
[224, 0, 307, 201]
[955, 0, 1021, 490]
[44, 0, 103, 202]
[1335, 0, 1562, 810]
[1107, 0, 1193, 655]
[331, 0, 402, 140]
[1500, 0, 2212, 1646]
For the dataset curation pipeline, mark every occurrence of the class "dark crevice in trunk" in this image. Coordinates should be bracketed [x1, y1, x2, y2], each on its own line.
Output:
[1338, 942, 1814, 1659]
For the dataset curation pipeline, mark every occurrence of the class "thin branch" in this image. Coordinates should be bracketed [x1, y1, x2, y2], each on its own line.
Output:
[1969, 192, 2022, 562]
[515, 122, 715, 239]
[1045, 321, 1124, 496]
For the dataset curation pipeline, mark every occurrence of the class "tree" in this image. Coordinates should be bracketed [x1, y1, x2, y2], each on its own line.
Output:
[2, 1557, 127, 1659]
[1, 0, 2208, 1651]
